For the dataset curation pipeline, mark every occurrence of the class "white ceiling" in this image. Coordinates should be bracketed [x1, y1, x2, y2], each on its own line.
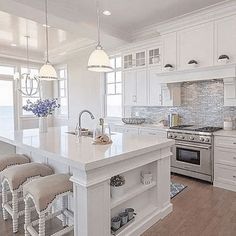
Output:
[0, 0, 228, 63]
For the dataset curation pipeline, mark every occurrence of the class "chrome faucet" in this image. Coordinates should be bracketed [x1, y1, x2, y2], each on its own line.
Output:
[75, 110, 95, 136]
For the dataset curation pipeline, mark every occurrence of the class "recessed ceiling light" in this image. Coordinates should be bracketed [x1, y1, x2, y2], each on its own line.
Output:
[43, 24, 50, 28]
[10, 43, 17, 47]
[103, 10, 111, 16]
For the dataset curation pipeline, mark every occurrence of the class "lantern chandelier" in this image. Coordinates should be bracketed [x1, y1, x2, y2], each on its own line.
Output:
[14, 36, 40, 97]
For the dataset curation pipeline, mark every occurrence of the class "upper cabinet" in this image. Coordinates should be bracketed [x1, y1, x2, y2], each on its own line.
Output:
[162, 32, 177, 71]
[177, 22, 214, 70]
[215, 15, 236, 65]
[123, 69, 147, 106]
[123, 50, 146, 70]
[147, 46, 162, 67]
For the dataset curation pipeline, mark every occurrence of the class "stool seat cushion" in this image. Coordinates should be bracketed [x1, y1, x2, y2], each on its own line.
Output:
[1, 163, 54, 190]
[0, 154, 30, 172]
[23, 174, 72, 212]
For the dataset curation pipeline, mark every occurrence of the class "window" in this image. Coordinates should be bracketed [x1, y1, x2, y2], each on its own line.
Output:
[0, 65, 15, 75]
[105, 56, 122, 118]
[20, 67, 40, 116]
[58, 68, 68, 116]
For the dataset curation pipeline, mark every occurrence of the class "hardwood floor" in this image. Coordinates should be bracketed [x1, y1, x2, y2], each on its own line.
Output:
[142, 174, 236, 236]
[0, 174, 235, 236]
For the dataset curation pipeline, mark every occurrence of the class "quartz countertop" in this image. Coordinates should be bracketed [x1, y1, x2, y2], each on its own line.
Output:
[0, 126, 174, 171]
[214, 129, 236, 137]
[113, 123, 168, 131]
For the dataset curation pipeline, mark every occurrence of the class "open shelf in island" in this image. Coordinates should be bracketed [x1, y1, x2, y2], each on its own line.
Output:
[111, 181, 157, 209]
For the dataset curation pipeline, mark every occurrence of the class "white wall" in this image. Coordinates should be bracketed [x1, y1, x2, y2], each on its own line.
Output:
[63, 49, 103, 130]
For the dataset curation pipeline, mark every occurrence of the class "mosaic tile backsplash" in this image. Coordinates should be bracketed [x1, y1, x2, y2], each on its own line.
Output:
[131, 79, 236, 127]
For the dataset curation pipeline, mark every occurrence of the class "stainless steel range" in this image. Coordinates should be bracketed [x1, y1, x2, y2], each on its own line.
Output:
[167, 125, 222, 182]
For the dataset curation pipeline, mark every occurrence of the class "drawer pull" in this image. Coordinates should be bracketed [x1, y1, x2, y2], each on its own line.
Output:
[233, 176, 236, 178]
[233, 142, 236, 145]
[233, 157, 236, 160]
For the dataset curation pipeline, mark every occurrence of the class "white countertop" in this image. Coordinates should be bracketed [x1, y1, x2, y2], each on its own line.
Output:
[214, 129, 236, 137]
[113, 123, 168, 131]
[0, 126, 174, 171]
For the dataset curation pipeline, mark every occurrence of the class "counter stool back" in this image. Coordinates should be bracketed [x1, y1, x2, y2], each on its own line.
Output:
[23, 174, 74, 236]
[1, 162, 54, 233]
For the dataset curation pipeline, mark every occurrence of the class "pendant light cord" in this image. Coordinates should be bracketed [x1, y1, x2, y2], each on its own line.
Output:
[45, 0, 49, 63]
[96, 0, 101, 47]
[25, 36, 30, 74]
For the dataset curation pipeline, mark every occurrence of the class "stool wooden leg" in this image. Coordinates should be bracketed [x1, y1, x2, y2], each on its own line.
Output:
[2, 182, 8, 220]
[62, 195, 68, 227]
[12, 191, 19, 233]
[24, 198, 30, 236]
[39, 212, 46, 236]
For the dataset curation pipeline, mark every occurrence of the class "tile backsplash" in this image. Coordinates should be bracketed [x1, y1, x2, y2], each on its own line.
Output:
[131, 79, 236, 127]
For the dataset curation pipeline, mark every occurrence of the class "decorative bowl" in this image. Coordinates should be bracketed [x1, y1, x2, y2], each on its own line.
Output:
[122, 118, 145, 125]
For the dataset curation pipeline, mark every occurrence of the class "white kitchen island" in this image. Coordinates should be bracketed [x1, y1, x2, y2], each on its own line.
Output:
[0, 126, 174, 236]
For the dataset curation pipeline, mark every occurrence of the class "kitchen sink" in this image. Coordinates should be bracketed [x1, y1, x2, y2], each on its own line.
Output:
[66, 131, 93, 137]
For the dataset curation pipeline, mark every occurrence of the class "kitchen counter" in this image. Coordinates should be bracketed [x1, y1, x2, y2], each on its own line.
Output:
[214, 129, 236, 137]
[112, 122, 168, 131]
[0, 126, 173, 171]
[0, 126, 174, 236]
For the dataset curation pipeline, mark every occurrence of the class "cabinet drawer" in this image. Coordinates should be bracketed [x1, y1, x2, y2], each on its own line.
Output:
[215, 136, 236, 149]
[215, 164, 236, 187]
[214, 148, 236, 167]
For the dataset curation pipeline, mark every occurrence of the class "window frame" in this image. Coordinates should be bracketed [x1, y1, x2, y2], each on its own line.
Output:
[56, 66, 69, 118]
[104, 55, 123, 120]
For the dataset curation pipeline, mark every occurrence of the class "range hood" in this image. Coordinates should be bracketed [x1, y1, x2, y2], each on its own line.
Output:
[156, 64, 236, 83]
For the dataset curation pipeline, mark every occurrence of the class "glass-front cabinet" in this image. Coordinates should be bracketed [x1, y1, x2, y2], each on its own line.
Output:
[123, 50, 146, 70]
[148, 47, 161, 66]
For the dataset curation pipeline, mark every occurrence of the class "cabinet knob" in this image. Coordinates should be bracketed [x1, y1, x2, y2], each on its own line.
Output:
[233, 157, 236, 160]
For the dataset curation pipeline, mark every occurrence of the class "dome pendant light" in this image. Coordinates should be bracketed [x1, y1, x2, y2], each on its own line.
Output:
[87, 1, 113, 72]
[39, 0, 57, 80]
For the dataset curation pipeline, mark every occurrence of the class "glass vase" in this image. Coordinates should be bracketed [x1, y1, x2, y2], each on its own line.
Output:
[39, 117, 48, 133]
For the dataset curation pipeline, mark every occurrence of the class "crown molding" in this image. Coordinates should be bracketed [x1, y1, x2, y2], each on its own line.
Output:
[132, 0, 236, 38]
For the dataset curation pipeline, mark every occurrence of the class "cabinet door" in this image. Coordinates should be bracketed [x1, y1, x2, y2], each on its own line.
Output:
[148, 68, 162, 106]
[148, 47, 161, 67]
[123, 70, 136, 106]
[123, 53, 133, 70]
[135, 50, 146, 68]
[224, 78, 236, 106]
[215, 15, 236, 64]
[162, 32, 177, 70]
[136, 70, 148, 106]
[177, 22, 214, 69]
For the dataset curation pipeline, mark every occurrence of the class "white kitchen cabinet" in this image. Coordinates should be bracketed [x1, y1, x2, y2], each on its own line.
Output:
[162, 32, 177, 70]
[148, 68, 162, 106]
[123, 50, 146, 70]
[177, 22, 214, 70]
[224, 78, 236, 106]
[123, 69, 147, 106]
[147, 46, 161, 67]
[215, 15, 236, 65]
[214, 135, 236, 192]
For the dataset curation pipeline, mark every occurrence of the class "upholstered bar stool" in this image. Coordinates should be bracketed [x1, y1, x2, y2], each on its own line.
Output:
[0, 154, 30, 173]
[0, 154, 30, 194]
[1, 162, 54, 233]
[23, 174, 73, 236]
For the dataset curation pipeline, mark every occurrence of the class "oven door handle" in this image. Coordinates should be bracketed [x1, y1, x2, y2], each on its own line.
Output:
[175, 142, 211, 150]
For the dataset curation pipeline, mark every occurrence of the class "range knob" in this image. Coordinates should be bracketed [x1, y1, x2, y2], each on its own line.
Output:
[205, 138, 210, 142]
[200, 137, 205, 142]
[179, 135, 185, 139]
[189, 136, 194, 141]
[168, 133, 173, 138]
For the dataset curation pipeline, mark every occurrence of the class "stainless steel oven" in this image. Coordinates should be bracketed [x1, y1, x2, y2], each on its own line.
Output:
[171, 141, 213, 182]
